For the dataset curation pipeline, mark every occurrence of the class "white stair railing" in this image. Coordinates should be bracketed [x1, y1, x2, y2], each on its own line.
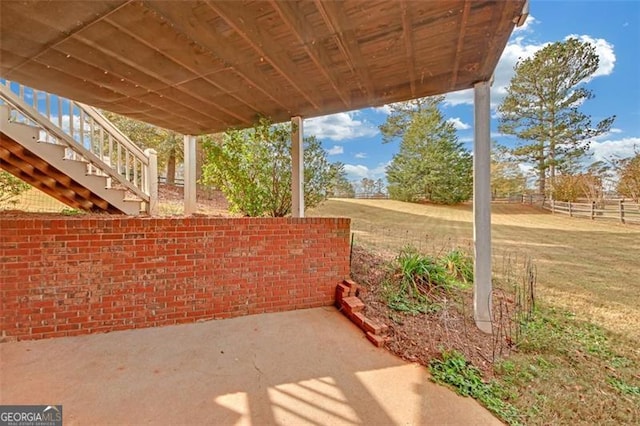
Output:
[0, 79, 157, 213]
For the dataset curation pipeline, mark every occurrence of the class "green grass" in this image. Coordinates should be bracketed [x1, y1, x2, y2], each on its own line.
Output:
[311, 198, 640, 424]
[310, 199, 640, 343]
[430, 350, 521, 425]
[492, 307, 640, 424]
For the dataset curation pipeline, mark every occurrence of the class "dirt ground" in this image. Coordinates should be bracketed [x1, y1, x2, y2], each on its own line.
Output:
[157, 183, 235, 216]
[349, 246, 517, 377]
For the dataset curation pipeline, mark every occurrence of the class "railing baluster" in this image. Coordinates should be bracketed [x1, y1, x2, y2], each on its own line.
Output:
[141, 159, 144, 189]
[69, 103, 74, 140]
[0, 81, 152, 210]
[89, 117, 95, 153]
[125, 149, 130, 181]
[109, 134, 114, 167]
[79, 107, 85, 147]
[117, 142, 122, 174]
[58, 96, 62, 130]
[133, 158, 138, 188]
[99, 126, 104, 162]
[45, 93, 50, 121]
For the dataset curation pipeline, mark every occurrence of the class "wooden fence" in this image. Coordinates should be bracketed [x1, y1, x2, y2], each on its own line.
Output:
[542, 199, 640, 224]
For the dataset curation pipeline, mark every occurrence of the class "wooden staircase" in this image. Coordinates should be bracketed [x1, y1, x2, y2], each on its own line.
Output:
[0, 81, 157, 215]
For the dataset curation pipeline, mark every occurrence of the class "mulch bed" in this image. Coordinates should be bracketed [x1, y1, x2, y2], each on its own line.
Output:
[350, 245, 515, 377]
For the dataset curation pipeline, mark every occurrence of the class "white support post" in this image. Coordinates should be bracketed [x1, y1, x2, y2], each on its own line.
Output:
[184, 135, 197, 215]
[291, 116, 304, 218]
[473, 81, 493, 334]
[144, 148, 158, 215]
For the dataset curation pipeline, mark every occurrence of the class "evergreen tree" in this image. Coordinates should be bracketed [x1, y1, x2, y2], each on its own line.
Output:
[381, 96, 472, 204]
[491, 143, 526, 197]
[328, 163, 355, 198]
[498, 38, 615, 196]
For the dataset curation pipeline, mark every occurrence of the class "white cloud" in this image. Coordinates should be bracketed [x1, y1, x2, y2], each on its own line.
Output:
[491, 131, 516, 139]
[373, 105, 392, 115]
[442, 88, 473, 107]
[305, 112, 378, 141]
[592, 127, 623, 142]
[344, 163, 388, 181]
[590, 138, 639, 162]
[326, 145, 344, 155]
[447, 117, 471, 130]
[518, 163, 534, 173]
[513, 15, 538, 33]
[354, 152, 367, 159]
[565, 34, 616, 80]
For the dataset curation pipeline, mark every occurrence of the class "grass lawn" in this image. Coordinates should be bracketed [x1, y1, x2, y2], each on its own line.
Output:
[310, 198, 640, 424]
[310, 198, 640, 342]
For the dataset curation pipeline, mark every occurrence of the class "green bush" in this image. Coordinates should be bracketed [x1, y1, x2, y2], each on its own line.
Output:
[0, 171, 30, 206]
[383, 246, 473, 314]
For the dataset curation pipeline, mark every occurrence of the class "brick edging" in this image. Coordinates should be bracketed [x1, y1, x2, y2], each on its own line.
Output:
[335, 279, 389, 347]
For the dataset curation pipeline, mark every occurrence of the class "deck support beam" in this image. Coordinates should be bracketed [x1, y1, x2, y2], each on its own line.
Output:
[291, 116, 304, 218]
[473, 80, 493, 334]
[184, 135, 197, 215]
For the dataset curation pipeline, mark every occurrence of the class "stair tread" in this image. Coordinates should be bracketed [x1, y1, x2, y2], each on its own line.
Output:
[1, 133, 141, 215]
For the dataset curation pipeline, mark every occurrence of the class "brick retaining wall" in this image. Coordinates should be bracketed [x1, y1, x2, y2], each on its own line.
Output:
[0, 216, 350, 341]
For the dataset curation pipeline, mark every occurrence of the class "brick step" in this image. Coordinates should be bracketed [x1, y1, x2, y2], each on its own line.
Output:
[335, 279, 389, 348]
[341, 296, 364, 313]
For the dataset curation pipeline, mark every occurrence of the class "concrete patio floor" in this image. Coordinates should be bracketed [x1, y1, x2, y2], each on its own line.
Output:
[0, 307, 501, 425]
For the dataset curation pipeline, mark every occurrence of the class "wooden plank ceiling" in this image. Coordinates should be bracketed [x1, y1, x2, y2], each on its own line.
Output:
[0, 0, 526, 135]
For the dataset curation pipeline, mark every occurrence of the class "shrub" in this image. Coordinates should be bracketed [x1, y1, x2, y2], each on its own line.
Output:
[0, 171, 30, 206]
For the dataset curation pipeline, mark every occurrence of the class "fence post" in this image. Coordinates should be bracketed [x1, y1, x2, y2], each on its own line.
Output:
[619, 199, 625, 224]
[551, 199, 555, 214]
[591, 201, 595, 220]
[568, 201, 572, 217]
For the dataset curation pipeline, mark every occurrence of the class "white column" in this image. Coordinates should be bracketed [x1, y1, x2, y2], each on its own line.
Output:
[291, 116, 304, 218]
[144, 148, 158, 215]
[183, 135, 197, 215]
[473, 81, 493, 334]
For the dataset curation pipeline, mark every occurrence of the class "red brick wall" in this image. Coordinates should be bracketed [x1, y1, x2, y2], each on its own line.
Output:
[0, 216, 350, 341]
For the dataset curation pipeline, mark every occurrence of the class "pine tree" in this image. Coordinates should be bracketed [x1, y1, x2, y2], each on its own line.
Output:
[498, 38, 615, 196]
[381, 96, 472, 204]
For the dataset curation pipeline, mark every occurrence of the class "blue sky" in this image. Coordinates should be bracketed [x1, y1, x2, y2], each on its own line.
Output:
[305, 0, 640, 188]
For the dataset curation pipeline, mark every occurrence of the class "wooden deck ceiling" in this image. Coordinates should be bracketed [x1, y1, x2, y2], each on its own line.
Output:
[0, 0, 526, 135]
